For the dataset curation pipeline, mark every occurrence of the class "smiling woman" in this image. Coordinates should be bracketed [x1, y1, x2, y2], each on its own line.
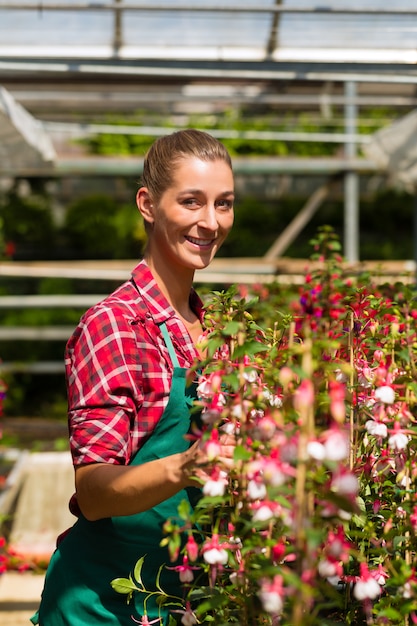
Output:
[31, 129, 236, 626]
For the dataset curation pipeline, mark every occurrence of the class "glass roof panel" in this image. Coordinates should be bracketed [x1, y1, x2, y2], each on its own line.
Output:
[0, 1, 416, 63]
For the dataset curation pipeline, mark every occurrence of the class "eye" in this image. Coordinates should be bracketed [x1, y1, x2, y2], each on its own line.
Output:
[182, 197, 200, 208]
[216, 199, 234, 211]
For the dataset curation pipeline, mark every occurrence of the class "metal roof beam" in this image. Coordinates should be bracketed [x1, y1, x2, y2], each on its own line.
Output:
[2, 60, 417, 84]
[1, 3, 417, 16]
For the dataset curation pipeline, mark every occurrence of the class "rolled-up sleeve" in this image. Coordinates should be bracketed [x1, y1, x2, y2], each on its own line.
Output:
[65, 305, 166, 466]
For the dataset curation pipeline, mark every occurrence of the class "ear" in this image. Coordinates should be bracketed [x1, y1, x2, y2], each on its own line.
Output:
[136, 187, 155, 225]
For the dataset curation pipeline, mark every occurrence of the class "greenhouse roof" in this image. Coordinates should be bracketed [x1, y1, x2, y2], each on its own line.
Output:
[0, 1, 417, 74]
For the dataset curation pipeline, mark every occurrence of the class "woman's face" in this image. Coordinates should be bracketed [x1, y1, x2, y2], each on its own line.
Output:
[144, 156, 234, 272]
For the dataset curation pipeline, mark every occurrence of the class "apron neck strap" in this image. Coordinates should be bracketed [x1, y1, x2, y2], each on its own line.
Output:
[159, 321, 180, 368]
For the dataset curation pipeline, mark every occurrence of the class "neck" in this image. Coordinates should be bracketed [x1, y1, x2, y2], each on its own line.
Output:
[144, 255, 196, 320]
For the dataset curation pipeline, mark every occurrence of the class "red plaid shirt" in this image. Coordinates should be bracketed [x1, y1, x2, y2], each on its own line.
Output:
[65, 260, 203, 468]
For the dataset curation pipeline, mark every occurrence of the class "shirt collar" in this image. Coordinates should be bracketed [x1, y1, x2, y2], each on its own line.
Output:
[130, 259, 204, 325]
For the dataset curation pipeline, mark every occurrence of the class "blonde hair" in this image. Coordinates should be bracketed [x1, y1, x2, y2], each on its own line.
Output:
[141, 129, 233, 203]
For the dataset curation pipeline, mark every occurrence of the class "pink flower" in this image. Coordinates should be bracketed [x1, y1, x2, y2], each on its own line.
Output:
[370, 564, 389, 586]
[329, 380, 346, 423]
[326, 526, 351, 561]
[171, 602, 198, 626]
[167, 555, 200, 583]
[202, 534, 229, 565]
[353, 563, 382, 601]
[203, 429, 222, 460]
[247, 478, 267, 500]
[331, 468, 359, 497]
[322, 427, 350, 461]
[293, 379, 314, 413]
[132, 615, 161, 625]
[388, 424, 409, 451]
[203, 469, 228, 497]
[375, 385, 395, 405]
[410, 506, 417, 533]
[318, 558, 342, 579]
[197, 372, 222, 399]
[258, 575, 284, 615]
[365, 420, 388, 438]
[185, 535, 199, 562]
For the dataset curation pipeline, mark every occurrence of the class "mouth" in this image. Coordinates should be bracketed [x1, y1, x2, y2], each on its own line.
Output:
[185, 235, 215, 248]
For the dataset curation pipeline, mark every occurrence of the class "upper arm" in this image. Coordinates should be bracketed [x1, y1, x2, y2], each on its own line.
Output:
[65, 306, 143, 466]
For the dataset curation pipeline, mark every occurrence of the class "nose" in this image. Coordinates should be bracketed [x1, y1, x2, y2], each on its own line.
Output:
[199, 204, 218, 231]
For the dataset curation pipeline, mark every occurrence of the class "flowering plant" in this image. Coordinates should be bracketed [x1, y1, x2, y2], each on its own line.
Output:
[113, 226, 417, 625]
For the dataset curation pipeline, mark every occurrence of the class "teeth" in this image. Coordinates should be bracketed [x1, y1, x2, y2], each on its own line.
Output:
[187, 236, 212, 245]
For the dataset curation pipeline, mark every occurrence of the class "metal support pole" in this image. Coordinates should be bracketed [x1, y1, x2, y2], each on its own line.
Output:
[113, 0, 123, 56]
[413, 186, 417, 280]
[344, 81, 359, 263]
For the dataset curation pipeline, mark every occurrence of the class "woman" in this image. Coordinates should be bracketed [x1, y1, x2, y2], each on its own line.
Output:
[31, 129, 235, 625]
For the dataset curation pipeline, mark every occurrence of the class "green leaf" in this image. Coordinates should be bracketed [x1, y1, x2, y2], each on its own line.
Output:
[232, 341, 269, 359]
[221, 320, 241, 335]
[133, 555, 146, 586]
[177, 498, 191, 520]
[110, 576, 138, 595]
[234, 444, 252, 462]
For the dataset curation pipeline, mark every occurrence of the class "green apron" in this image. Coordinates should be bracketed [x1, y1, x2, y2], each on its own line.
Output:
[32, 322, 201, 625]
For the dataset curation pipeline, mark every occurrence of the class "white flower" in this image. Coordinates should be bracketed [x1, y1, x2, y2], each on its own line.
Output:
[335, 368, 348, 383]
[365, 420, 388, 438]
[263, 461, 287, 487]
[401, 582, 413, 599]
[252, 504, 275, 522]
[323, 431, 350, 461]
[258, 577, 285, 615]
[202, 471, 228, 497]
[258, 590, 283, 615]
[181, 610, 197, 626]
[331, 472, 359, 496]
[203, 548, 228, 565]
[247, 479, 267, 500]
[307, 440, 326, 461]
[318, 558, 339, 578]
[388, 432, 409, 451]
[353, 577, 381, 601]
[243, 369, 258, 383]
[375, 385, 395, 405]
[263, 388, 283, 408]
[220, 421, 237, 435]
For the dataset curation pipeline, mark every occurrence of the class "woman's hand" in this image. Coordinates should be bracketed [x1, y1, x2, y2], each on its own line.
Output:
[183, 433, 236, 486]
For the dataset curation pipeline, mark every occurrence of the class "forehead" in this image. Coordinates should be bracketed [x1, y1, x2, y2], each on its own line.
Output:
[171, 156, 234, 190]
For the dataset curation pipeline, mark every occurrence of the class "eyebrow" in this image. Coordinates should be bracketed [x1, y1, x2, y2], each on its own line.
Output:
[180, 189, 235, 196]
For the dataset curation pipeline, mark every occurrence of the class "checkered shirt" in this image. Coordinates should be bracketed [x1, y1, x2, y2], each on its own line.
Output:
[65, 259, 203, 468]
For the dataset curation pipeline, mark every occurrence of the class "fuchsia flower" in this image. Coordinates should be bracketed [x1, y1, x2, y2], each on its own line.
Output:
[318, 526, 351, 580]
[171, 602, 198, 626]
[365, 419, 388, 438]
[167, 555, 200, 584]
[375, 385, 396, 405]
[329, 380, 346, 423]
[310, 426, 350, 462]
[202, 428, 222, 460]
[185, 535, 199, 562]
[369, 563, 389, 586]
[202, 534, 229, 565]
[258, 575, 285, 615]
[293, 379, 314, 413]
[330, 468, 359, 498]
[388, 422, 410, 451]
[132, 615, 161, 625]
[202, 468, 228, 497]
[353, 563, 382, 601]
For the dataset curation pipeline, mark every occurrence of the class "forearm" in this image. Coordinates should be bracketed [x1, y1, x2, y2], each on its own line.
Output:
[75, 449, 197, 521]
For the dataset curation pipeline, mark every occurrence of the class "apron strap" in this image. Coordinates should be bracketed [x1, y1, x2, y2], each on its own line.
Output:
[159, 321, 180, 368]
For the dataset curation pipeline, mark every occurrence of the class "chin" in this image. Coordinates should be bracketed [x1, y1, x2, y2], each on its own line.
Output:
[185, 250, 217, 270]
